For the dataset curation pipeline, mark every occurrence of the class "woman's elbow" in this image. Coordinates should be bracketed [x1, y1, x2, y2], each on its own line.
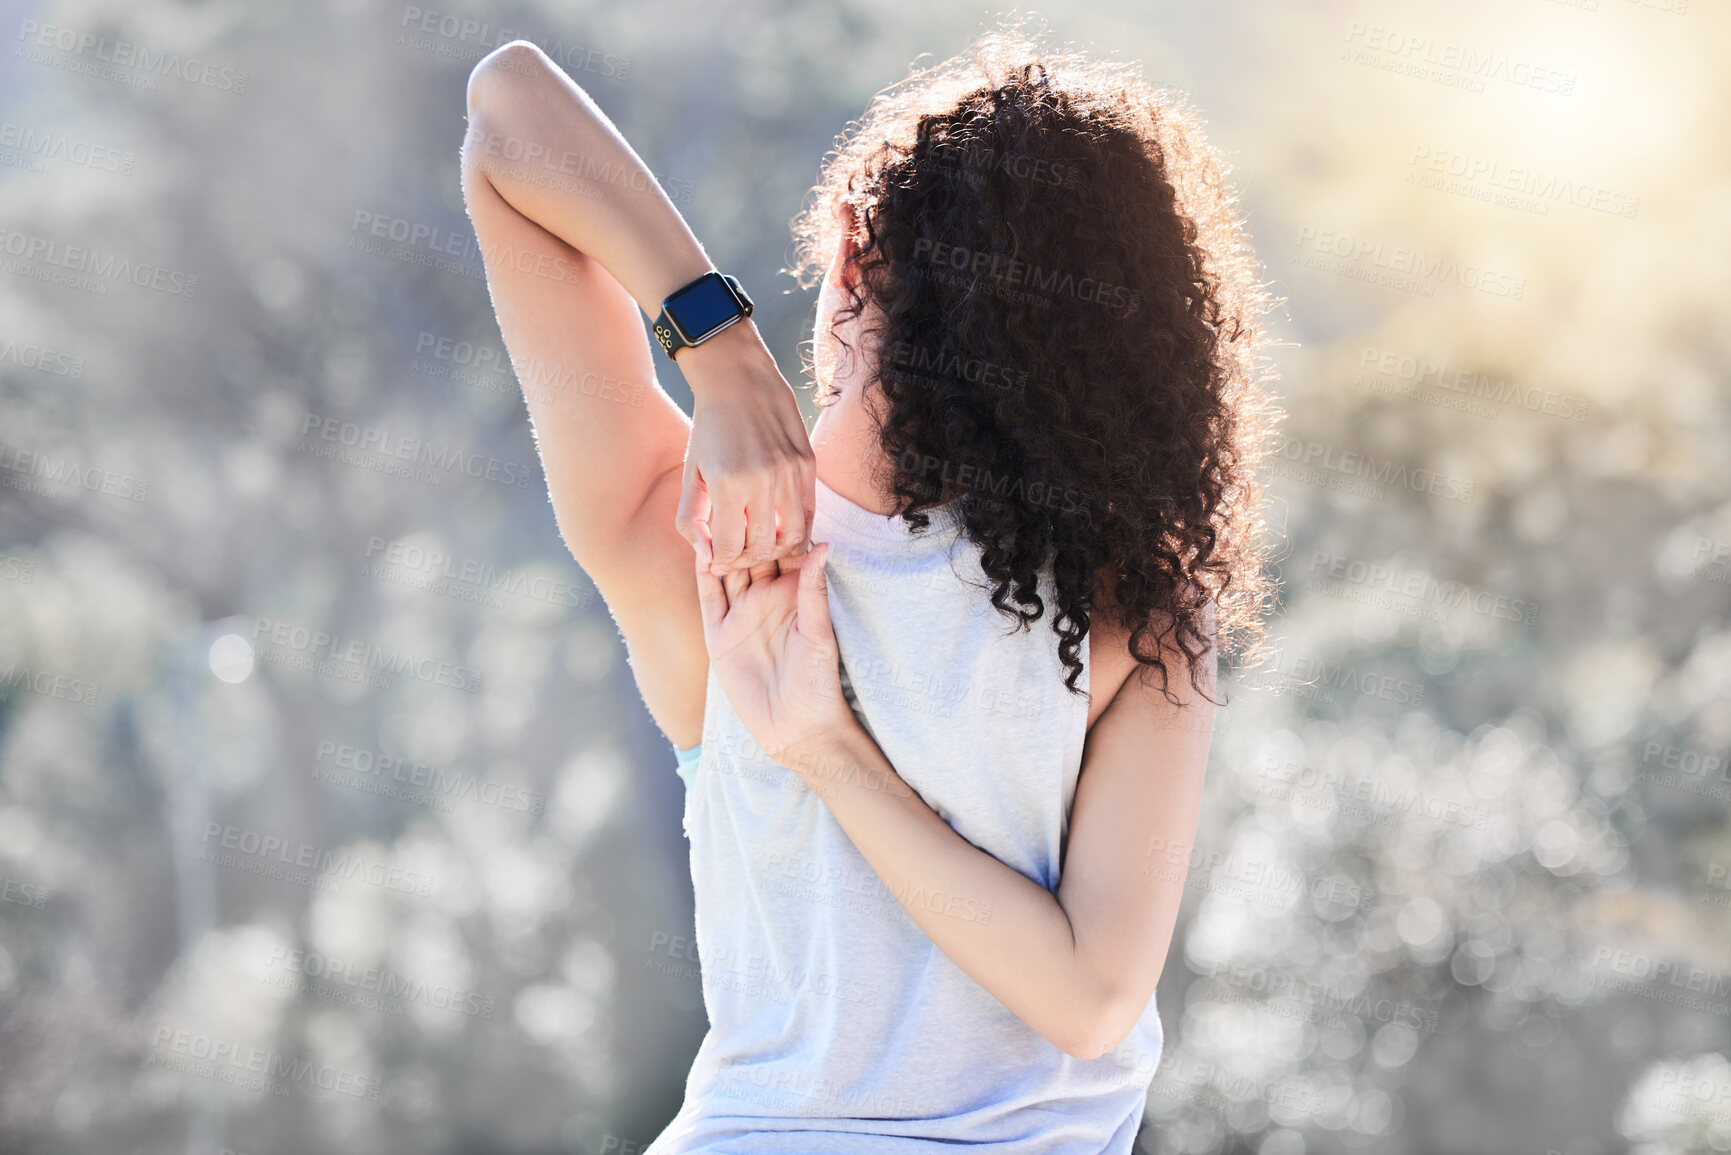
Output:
[465, 40, 550, 118]
[1053, 986, 1149, 1061]
[461, 42, 541, 183]
[1055, 1018, 1132, 1062]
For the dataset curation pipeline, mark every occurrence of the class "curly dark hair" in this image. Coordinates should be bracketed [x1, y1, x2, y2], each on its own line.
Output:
[787, 22, 1283, 708]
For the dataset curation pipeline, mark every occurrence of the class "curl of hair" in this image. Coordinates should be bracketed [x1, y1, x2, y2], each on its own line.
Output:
[788, 22, 1284, 707]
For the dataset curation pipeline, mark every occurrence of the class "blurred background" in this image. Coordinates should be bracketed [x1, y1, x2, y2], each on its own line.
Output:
[1, 0, 1728, 1152]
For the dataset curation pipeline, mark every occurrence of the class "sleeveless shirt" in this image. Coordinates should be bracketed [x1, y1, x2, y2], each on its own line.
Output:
[646, 476, 1163, 1153]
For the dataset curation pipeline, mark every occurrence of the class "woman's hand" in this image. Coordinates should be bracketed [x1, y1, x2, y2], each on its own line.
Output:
[692, 535, 855, 772]
[675, 324, 817, 575]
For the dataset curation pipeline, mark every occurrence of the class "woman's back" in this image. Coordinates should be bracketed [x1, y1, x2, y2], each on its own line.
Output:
[461, 27, 1267, 1151]
[650, 476, 1163, 1154]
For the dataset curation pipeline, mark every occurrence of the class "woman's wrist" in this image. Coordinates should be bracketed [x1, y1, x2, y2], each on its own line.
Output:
[676, 318, 776, 390]
[781, 720, 912, 800]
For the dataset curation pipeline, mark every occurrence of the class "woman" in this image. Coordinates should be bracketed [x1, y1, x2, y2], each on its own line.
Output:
[460, 22, 1278, 1153]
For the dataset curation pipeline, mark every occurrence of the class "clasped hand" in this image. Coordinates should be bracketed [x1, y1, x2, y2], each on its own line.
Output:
[672, 329, 817, 575]
[692, 533, 857, 778]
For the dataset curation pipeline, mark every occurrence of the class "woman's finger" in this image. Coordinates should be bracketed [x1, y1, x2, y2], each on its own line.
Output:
[723, 562, 752, 603]
[735, 488, 775, 569]
[796, 542, 833, 642]
[673, 453, 710, 547]
[795, 453, 817, 559]
[773, 468, 807, 559]
[692, 529, 728, 637]
[708, 480, 747, 572]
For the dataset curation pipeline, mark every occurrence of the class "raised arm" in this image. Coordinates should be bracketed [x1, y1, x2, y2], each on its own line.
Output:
[462, 40, 815, 574]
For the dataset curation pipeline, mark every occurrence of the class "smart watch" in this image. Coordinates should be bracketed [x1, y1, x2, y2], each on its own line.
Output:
[652, 271, 754, 359]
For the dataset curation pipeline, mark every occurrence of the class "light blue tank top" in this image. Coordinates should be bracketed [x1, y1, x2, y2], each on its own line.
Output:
[649, 477, 1161, 1153]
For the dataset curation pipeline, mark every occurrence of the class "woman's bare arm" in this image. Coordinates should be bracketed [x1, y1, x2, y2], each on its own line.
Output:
[785, 635, 1215, 1061]
[463, 41, 814, 574]
[460, 75, 701, 744]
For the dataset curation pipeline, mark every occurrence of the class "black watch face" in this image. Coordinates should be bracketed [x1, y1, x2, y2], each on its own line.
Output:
[667, 274, 742, 341]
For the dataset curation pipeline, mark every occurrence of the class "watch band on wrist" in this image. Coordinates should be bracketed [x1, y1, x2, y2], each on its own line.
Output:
[653, 271, 755, 360]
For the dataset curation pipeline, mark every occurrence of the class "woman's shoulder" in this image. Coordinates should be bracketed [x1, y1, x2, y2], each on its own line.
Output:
[1085, 570, 1142, 735]
[1084, 567, 1214, 736]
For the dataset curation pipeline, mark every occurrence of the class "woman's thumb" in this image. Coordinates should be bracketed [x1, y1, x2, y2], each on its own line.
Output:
[797, 542, 832, 637]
